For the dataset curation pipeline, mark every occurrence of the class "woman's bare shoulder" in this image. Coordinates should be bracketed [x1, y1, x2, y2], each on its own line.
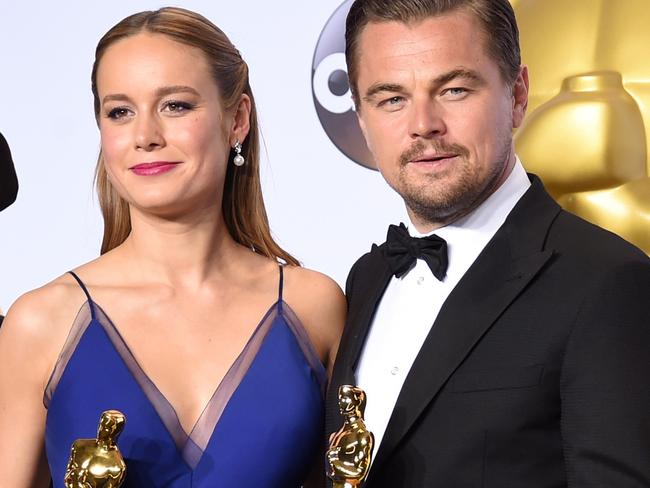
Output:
[0, 271, 90, 389]
[2, 272, 87, 342]
[282, 266, 345, 305]
[281, 265, 346, 356]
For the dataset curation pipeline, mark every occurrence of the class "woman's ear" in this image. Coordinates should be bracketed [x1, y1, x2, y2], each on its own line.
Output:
[229, 94, 252, 145]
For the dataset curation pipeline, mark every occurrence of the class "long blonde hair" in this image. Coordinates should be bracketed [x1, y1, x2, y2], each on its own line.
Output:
[91, 7, 299, 265]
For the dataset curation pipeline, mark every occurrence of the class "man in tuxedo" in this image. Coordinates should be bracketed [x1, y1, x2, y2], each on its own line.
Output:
[326, 0, 650, 486]
[0, 131, 18, 328]
[0, 131, 18, 214]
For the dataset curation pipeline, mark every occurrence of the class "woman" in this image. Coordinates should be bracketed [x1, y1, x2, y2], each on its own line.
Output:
[0, 7, 344, 487]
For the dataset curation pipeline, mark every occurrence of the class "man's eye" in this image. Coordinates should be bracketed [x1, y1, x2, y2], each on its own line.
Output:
[444, 87, 469, 98]
[378, 96, 405, 108]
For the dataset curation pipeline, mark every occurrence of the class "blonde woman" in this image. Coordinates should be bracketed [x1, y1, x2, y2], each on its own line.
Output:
[0, 8, 344, 487]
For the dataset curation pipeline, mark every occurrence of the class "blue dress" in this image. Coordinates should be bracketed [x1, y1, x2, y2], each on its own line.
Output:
[44, 267, 326, 487]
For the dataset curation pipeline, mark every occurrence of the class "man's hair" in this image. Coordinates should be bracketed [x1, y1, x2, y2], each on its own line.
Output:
[345, 0, 521, 105]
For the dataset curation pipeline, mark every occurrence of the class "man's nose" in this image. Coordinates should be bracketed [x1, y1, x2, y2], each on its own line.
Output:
[408, 99, 446, 139]
[134, 113, 165, 151]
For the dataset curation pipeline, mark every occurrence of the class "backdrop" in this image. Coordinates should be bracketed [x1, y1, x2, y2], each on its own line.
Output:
[3, 0, 649, 311]
[0, 0, 406, 310]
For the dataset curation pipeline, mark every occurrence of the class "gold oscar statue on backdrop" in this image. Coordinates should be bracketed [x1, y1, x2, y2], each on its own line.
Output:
[64, 410, 127, 488]
[327, 385, 375, 488]
[511, 0, 650, 253]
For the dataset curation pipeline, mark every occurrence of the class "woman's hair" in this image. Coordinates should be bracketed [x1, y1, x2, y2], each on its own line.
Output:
[91, 7, 298, 265]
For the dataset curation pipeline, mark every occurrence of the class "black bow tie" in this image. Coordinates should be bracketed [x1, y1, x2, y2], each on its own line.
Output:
[384, 223, 448, 280]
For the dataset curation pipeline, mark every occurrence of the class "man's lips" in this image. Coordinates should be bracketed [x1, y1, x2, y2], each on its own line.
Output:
[409, 153, 459, 164]
[129, 161, 182, 176]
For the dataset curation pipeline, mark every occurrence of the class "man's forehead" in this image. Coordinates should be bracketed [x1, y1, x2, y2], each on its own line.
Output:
[355, 14, 493, 83]
[357, 12, 487, 60]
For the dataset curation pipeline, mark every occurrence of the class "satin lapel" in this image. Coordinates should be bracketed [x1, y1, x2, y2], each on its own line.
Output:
[326, 246, 393, 437]
[345, 246, 394, 376]
[369, 176, 561, 474]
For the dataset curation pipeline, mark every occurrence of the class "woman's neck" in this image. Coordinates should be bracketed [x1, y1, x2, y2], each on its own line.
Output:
[117, 205, 244, 288]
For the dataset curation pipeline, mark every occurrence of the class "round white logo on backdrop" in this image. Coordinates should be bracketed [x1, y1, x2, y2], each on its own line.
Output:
[311, 0, 376, 170]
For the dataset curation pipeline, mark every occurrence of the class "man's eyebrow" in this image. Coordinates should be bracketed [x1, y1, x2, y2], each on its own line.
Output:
[101, 85, 200, 105]
[433, 68, 486, 87]
[363, 83, 405, 101]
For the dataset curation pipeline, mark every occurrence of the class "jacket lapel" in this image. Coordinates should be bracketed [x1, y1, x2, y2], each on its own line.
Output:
[369, 177, 560, 474]
[343, 246, 394, 381]
[326, 245, 393, 438]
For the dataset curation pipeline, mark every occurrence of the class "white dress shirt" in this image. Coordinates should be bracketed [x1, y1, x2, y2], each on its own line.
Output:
[355, 159, 531, 458]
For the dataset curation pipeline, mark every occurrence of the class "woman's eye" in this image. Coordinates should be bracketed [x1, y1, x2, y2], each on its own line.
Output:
[107, 107, 131, 120]
[163, 101, 194, 113]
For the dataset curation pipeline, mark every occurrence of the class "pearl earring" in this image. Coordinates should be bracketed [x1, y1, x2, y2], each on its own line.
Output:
[233, 140, 245, 167]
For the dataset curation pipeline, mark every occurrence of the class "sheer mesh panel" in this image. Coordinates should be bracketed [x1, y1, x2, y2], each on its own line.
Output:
[42, 291, 325, 470]
[185, 304, 282, 467]
[44, 302, 93, 408]
[92, 304, 190, 459]
[280, 301, 328, 396]
[97, 301, 287, 469]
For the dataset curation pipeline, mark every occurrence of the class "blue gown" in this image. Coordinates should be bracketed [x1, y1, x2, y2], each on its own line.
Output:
[44, 267, 326, 487]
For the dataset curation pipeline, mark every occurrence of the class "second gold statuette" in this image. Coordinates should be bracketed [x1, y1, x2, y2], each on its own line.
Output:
[327, 385, 375, 488]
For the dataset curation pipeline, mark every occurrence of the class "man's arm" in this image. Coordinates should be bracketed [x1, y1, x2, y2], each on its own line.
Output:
[561, 259, 650, 487]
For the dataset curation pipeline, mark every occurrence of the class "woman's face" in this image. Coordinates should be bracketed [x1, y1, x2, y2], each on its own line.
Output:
[96, 33, 245, 218]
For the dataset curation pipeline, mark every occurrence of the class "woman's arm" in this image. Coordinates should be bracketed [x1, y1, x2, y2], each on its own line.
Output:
[0, 291, 57, 487]
[284, 266, 345, 488]
[282, 266, 346, 377]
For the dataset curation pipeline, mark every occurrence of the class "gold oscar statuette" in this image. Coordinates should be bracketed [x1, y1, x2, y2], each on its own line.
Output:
[327, 385, 375, 488]
[64, 410, 127, 488]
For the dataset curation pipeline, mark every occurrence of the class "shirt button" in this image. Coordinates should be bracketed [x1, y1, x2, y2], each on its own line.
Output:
[390, 367, 400, 375]
[417, 276, 425, 285]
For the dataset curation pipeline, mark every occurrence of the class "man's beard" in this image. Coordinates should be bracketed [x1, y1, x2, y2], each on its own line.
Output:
[396, 136, 512, 226]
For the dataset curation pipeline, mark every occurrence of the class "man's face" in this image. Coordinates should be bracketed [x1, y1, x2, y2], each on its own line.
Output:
[355, 10, 528, 230]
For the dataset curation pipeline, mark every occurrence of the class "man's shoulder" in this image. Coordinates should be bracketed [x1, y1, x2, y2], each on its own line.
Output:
[508, 175, 647, 268]
[549, 209, 649, 267]
[345, 242, 389, 296]
[349, 242, 387, 274]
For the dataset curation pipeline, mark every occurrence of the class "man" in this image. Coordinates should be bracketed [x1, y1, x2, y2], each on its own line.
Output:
[326, 1, 650, 486]
[0, 131, 18, 214]
[0, 131, 18, 328]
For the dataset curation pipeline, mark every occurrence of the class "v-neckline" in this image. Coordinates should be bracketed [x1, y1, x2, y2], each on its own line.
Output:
[91, 298, 283, 469]
[45, 268, 327, 471]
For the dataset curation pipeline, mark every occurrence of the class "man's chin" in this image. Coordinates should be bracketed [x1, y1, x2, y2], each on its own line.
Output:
[401, 182, 480, 225]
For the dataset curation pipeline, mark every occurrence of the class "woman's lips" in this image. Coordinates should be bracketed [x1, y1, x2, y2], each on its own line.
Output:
[129, 161, 181, 176]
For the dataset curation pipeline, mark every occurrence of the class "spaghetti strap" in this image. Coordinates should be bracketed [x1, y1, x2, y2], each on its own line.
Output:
[68, 271, 96, 321]
[278, 265, 284, 303]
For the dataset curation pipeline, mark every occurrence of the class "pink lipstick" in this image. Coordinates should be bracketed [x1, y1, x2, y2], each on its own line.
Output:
[130, 161, 181, 176]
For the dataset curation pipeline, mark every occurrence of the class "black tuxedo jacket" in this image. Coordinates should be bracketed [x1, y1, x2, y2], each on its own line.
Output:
[326, 176, 650, 487]
[0, 131, 18, 211]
